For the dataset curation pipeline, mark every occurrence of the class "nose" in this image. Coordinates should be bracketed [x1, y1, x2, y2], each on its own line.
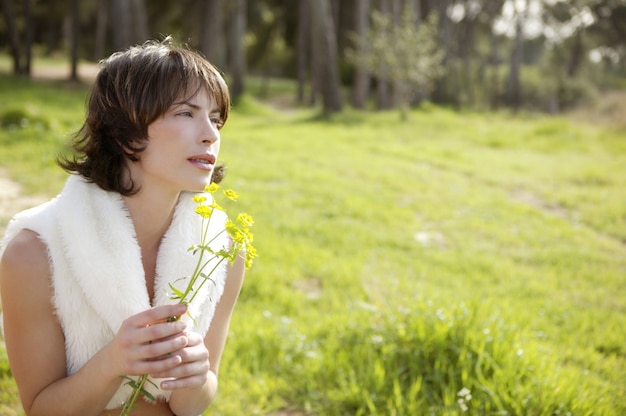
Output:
[201, 118, 220, 145]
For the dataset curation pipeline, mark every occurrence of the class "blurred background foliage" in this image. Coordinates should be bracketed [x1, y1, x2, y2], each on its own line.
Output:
[1, 0, 625, 115]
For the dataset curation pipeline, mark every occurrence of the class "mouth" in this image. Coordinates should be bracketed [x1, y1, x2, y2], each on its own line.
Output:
[188, 154, 217, 170]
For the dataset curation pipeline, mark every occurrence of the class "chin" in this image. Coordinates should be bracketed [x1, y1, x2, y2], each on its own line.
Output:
[189, 176, 213, 192]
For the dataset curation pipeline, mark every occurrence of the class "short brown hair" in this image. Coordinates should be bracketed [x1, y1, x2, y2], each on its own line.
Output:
[59, 37, 230, 195]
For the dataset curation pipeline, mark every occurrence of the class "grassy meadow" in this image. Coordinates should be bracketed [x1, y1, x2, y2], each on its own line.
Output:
[0, 72, 625, 415]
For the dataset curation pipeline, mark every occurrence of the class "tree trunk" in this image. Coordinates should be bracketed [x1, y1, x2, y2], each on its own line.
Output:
[461, 0, 476, 106]
[1, 0, 22, 74]
[69, 0, 79, 82]
[390, 0, 402, 108]
[229, 0, 247, 99]
[376, 0, 391, 110]
[200, 0, 225, 69]
[429, 0, 452, 105]
[110, 0, 132, 51]
[485, 0, 505, 110]
[567, 30, 583, 77]
[308, 0, 320, 106]
[409, 0, 421, 24]
[130, 0, 149, 43]
[94, 0, 108, 60]
[297, 0, 310, 104]
[21, 0, 33, 76]
[505, 0, 525, 111]
[310, 0, 343, 114]
[488, 26, 500, 110]
[351, 0, 370, 109]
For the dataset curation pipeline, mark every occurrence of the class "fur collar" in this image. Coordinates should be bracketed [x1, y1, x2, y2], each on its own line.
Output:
[55, 174, 229, 333]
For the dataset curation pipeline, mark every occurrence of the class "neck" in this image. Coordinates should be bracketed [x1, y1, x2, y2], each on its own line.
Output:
[122, 189, 180, 251]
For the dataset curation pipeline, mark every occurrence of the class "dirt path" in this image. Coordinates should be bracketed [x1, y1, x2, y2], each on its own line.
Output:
[0, 62, 99, 236]
[0, 170, 47, 236]
[31, 61, 100, 83]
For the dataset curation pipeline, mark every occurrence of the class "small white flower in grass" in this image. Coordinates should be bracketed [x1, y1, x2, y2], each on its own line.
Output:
[435, 309, 446, 321]
[457, 387, 472, 413]
[457, 387, 472, 400]
[370, 335, 384, 344]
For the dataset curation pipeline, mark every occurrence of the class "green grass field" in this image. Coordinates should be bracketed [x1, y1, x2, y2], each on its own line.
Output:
[0, 73, 625, 415]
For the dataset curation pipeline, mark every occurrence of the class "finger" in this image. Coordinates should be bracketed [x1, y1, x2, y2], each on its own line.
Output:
[141, 333, 189, 360]
[161, 374, 207, 390]
[126, 304, 188, 329]
[155, 360, 210, 385]
[181, 331, 203, 346]
[135, 320, 187, 346]
[129, 353, 183, 376]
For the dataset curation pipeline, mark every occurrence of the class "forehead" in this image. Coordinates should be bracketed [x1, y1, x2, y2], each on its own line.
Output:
[175, 88, 220, 110]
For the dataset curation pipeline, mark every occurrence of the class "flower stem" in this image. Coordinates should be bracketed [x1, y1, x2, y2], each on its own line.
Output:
[120, 374, 149, 416]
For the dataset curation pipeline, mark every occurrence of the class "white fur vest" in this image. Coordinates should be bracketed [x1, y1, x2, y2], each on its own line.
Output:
[1, 174, 229, 409]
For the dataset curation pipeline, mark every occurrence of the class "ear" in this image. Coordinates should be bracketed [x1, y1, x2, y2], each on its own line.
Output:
[211, 164, 227, 184]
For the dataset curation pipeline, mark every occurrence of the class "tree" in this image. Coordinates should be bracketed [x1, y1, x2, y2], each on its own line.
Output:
[200, 0, 225, 70]
[309, 0, 343, 114]
[430, 0, 453, 104]
[349, 5, 445, 119]
[482, 0, 506, 110]
[69, 0, 79, 82]
[21, 0, 33, 75]
[228, 0, 247, 99]
[375, 0, 391, 109]
[94, 0, 108, 60]
[110, 0, 132, 50]
[296, 0, 310, 104]
[1, 0, 34, 75]
[130, 0, 149, 43]
[505, 0, 527, 111]
[351, 0, 371, 109]
[2, 0, 21, 74]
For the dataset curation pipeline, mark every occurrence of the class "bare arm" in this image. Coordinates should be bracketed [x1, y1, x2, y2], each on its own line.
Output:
[0, 230, 191, 416]
[166, 254, 246, 416]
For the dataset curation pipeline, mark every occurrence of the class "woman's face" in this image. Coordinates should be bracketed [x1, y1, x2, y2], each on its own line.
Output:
[128, 88, 223, 196]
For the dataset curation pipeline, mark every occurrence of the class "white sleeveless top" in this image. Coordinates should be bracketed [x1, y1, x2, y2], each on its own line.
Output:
[1, 174, 229, 409]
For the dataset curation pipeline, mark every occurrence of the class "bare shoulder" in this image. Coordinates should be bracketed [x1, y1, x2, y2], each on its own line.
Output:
[1, 229, 67, 413]
[0, 228, 50, 294]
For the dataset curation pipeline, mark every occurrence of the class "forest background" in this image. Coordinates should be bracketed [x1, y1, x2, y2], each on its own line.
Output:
[2, 0, 626, 114]
[1, 0, 626, 415]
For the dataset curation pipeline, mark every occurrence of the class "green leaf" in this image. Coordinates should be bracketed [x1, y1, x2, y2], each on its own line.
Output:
[168, 283, 185, 300]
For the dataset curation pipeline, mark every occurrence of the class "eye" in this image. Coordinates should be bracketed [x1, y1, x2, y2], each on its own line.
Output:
[210, 115, 224, 129]
[177, 110, 193, 118]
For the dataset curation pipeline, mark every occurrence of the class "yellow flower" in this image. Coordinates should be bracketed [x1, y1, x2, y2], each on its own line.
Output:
[244, 245, 258, 269]
[125, 183, 256, 415]
[205, 183, 220, 193]
[211, 200, 225, 211]
[223, 189, 239, 201]
[237, 213, 254, 227]
[195, 205, 213, 218]
[225, 220, 246, 244]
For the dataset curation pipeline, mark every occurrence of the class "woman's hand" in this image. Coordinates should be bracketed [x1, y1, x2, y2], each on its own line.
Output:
[152, 329, 211, 391]
[108, 304, 190, 380]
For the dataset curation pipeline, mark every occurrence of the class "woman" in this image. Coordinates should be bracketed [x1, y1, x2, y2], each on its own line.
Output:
[0, 38, 245, 415]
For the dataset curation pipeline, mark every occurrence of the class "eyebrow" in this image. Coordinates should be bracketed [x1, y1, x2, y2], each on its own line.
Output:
[172, 100, 220, 114]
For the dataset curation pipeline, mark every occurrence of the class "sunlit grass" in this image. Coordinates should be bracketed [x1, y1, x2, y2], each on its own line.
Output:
[0, 73, 624, 415]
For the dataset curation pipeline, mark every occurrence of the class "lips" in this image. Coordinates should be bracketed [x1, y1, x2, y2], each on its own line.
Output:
[188, 153, 217, 170]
